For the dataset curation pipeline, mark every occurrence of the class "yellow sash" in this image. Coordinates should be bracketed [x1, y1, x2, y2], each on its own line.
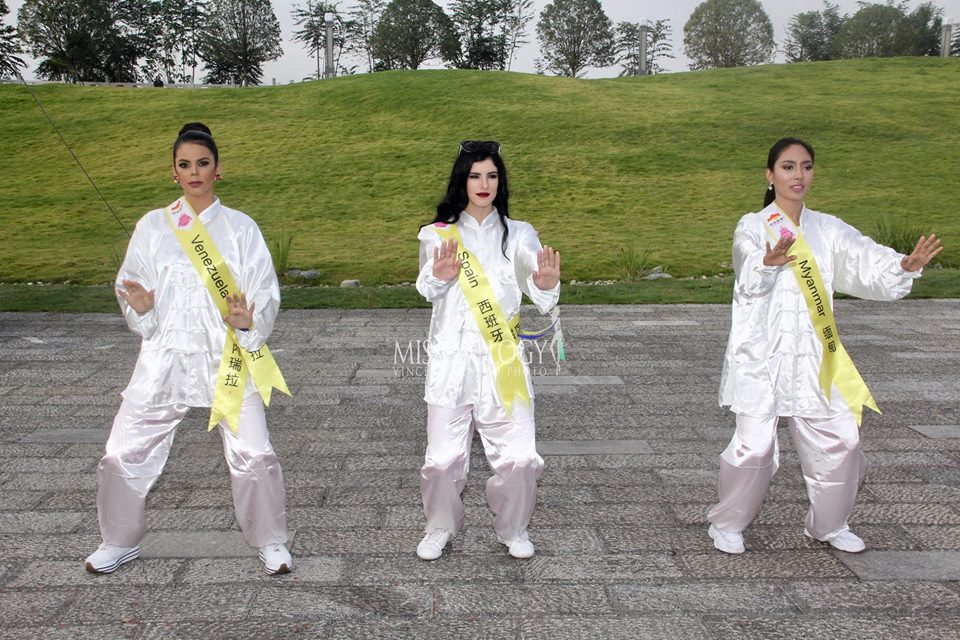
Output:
[762, 210, 879, 426]
[432, 222, 530, 415]
[165, 198, 290, 433]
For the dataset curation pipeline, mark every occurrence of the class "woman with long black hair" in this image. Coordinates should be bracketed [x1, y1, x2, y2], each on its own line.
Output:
[414, 141, 560, 560]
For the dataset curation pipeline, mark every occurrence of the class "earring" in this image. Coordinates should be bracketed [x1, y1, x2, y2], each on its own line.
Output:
[767, 182, 773, 191]
[172, 175, 179, 183]
[215, 173, 222, 181]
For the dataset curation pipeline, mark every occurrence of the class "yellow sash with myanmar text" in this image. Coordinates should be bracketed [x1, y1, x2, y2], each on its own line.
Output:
[432, 223, 530, 416]
[762, 210, 879, 426]
[165, 198, 290, 433]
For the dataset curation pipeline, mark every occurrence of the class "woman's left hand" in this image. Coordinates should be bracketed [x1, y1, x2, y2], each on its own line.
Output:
[224, 293, 256, 330]
[901, 234, 943, 272]
[533, 245, 561, 290]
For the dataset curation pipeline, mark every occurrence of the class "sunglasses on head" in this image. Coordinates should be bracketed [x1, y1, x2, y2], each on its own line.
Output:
[459, 140, 501, 155]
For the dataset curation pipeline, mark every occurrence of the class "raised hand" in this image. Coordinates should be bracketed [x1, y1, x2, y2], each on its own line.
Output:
[533, 245, 561, 290]
[224, 293, 256, 330]
[763, 235, 797, 267]
[432, 238, 462, 282]
[117, 279, 155, 314]
[901, 234, 943, 272]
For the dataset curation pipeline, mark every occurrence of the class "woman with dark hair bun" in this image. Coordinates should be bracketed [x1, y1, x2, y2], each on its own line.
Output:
[84, 122, 293, 575]
[414, 141, 560, 561]
[707, 137, 943, 555]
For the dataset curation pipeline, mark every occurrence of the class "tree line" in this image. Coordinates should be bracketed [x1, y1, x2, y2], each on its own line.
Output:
[0, 0, 956, 85]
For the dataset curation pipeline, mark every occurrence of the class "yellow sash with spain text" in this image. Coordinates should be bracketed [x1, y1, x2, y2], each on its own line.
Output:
[762, 210, 879, 426]
[432, 223, 530, 416]
[165, 198, 290, 433]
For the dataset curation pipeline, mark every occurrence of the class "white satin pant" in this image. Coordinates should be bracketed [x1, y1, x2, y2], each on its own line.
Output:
[96, 393, 288, 548]
[420, 400, 544, 543]
[707, 413, 866, 540]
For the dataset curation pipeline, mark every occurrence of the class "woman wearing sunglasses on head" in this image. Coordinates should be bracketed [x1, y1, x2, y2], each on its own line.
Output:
[414, 141, 561, 560]
[707, 137, 943, 556]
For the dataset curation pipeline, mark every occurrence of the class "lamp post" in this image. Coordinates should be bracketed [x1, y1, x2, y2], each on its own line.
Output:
[324, 12, 335, 78]
[943, 18, 953, 58]
[639, 18, 651, 76]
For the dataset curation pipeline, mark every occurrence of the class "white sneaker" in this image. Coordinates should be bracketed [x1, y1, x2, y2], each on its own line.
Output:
[417, 529, 452, 560]
[806, 528, 866, 553]
[708, 524, 745, 554]
[497, 532, 535, 559]
[259, 543, 292, 574]
[84, 543, 140, 573]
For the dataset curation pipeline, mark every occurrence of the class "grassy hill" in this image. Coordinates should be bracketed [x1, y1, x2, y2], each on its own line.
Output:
[0, 57, 957, 286]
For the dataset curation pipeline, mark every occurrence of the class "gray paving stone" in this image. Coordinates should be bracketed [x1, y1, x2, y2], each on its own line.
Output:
[909, 424, 960, 438]
[838, 550, 960, 580]
[612, 582, 794, 613]
[517, 615, 713, 640]
[784, 580, 960, 611]
[537, 440, 654, 455]
[435, 584, 612, 615]
[678, 550, 853, 579]
[2, 302, 959, 636]
[249, 584, 433, 619]
[20, 429, 108, 443]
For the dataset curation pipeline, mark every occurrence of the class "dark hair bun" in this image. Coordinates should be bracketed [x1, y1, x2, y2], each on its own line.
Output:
[179, 122, 213, 138]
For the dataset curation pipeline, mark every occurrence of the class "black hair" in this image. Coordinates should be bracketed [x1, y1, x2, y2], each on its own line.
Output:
[763, 137, 815, 207]
[173, 122, 219, 164]
[429, 148, 510, 256]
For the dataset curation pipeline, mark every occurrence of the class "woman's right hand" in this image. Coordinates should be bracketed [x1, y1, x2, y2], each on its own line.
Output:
[763, 235, 797, 267]
[432, 238, 462, 281]
[118, 279, 155, 314]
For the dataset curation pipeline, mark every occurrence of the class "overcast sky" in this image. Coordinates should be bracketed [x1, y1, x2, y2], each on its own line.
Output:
[6, 0, 960, 82]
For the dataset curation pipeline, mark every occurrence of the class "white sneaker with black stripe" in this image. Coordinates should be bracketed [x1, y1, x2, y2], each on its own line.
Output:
[84, 543, 140, 573]
[259, 542, 292, 574]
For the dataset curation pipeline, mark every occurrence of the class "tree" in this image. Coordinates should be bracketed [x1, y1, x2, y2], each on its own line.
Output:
[783, 2, 845, 62]
[157, 0, 209, 84]
[535, 0, 615, 78]
[502, 0, 534, 71]
[369, 0, 457, 71]
[17, 0, 140, 82]
[683, 0, 775, 70]
[0, 0, 25, 79]
[200, 0, 282, 85]
[900, 2, 943, 57]
[617, 19, 673, 76]
[450, 0, 510, 70]
[292, 1, 347, 79]
[345, 0, 386, 72]
[831, 2, 928, 58]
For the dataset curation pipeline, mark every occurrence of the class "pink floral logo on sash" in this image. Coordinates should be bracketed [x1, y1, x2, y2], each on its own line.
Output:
[434, 222, 448, 228]
[177, 213, 191, 228]
[779, 227, 794, 240]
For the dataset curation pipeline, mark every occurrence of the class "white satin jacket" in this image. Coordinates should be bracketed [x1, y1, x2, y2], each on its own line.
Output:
[719, 202, 920, 418]
[416, 211, 560, 408]
[116, 198, 280, 408]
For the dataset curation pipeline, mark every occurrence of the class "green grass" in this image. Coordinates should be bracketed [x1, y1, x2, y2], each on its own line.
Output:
[0, 57, 958, 289]
[3, 267, 956, 312]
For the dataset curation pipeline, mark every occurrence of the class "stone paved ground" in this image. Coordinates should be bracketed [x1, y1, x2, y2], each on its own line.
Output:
[0, 300, 959, 639]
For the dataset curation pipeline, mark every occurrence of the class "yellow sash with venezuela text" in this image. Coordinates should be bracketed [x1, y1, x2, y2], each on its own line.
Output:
[432, 223, 530, 416]
[165, 198, 290, 433]
[762, 210, 879, 426]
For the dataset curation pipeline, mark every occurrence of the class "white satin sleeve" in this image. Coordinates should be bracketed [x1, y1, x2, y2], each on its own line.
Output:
[234, 220, 280, 352]
[115, 217, 160, 340]
[732, 214, 783, 298]
[829, 217, 918, 301]
[416, 225, 456, 302]
[512, 222, 559, 314]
